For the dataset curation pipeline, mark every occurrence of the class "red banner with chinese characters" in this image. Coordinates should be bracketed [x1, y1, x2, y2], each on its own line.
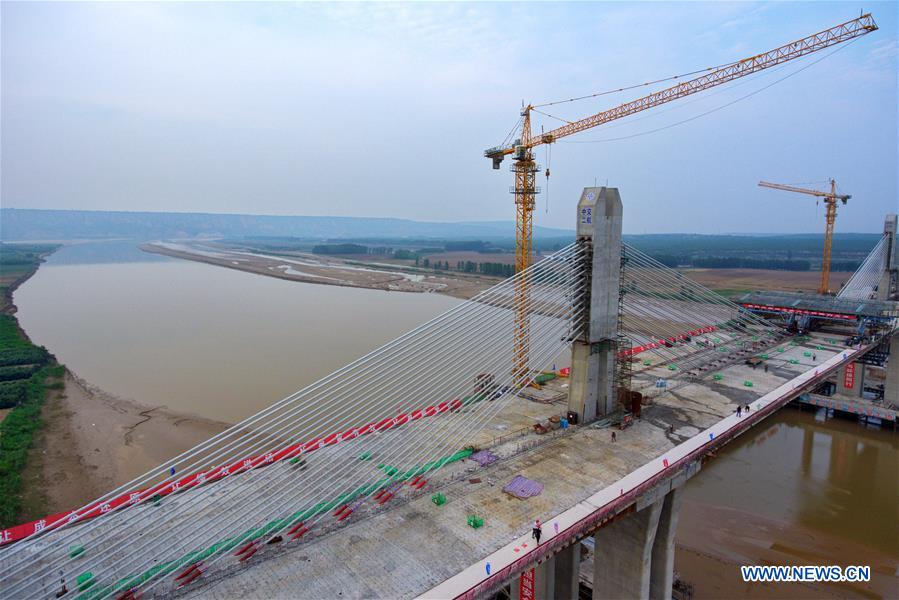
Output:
[842, 362, 856, 389]
[519, 568, 535, 600]
[1, 398, 466, 546]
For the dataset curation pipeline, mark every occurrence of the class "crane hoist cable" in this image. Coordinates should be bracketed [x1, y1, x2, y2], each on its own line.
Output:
[532, 58, 756, 109]
[544, 141, 552, 214]
[569, 53, 802, 136]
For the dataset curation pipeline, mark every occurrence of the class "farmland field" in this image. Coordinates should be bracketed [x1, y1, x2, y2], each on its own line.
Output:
[680, 268, 853, 296]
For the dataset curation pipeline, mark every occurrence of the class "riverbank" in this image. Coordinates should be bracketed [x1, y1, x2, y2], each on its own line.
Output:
[0, 244, 59, 315]
[141, 241, 496, 300]
[2, 244, 230, 521]
[0, 243, 60, 525]
[23, 371, 228, 515]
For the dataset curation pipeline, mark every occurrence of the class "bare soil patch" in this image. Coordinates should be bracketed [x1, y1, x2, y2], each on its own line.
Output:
[143, 243, 498, 300]
[680, 269, 853, 295]
[21, 371, 229, 519]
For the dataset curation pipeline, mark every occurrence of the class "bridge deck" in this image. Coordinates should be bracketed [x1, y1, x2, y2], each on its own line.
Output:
[157, 332, 855, 599]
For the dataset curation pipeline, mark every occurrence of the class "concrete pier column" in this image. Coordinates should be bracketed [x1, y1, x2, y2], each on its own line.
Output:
[552, 543, 580, 600]
[568, 187, 623, 422]
[649, 488, 683, 600]
[511, 558, 556, 600]
[510, 574, 522, 600]
[593, 500, 663, 600]
[886, 335, 899, 406]
[837, 362, 863, 397]
[535, 557, 556, 600]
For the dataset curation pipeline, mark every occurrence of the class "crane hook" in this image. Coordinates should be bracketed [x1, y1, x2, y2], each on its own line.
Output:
[545, 143, 552, 213]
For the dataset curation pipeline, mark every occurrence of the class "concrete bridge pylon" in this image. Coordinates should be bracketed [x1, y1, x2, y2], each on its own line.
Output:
[568, 187, 623, 423]
[877, 213, 897, 301]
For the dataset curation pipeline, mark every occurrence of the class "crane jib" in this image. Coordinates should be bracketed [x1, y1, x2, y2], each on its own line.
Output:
[484, 13, 878, 158]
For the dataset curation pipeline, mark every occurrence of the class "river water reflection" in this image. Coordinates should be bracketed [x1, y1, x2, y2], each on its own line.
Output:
[677, 407, 898, 598]
[681, 408, 897, 555]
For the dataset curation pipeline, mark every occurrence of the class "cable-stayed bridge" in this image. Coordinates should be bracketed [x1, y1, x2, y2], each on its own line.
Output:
[1, 193, 896, 600]
[838, 220, 896, 301]
[738, 214, 899, 334]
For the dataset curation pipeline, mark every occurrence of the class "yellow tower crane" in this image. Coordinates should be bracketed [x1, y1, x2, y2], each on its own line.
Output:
[483, 14, 877, 376]
[758, 179, 851, 295]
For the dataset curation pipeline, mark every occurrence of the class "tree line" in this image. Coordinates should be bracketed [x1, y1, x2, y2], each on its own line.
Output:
[413, 258, 515, 278]
[649, 254, 862, 272]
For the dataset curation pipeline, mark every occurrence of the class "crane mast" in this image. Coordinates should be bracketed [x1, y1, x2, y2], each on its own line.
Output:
[484, 14, 877, 377]
[758, 179, 851, 295]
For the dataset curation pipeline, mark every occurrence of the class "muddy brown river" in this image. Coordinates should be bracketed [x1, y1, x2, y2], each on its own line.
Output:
[14, 242, 460, 423]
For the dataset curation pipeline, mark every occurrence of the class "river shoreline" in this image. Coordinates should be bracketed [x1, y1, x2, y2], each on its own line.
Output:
[141, 241, 496, 300]
[25, 371, 230, 515]
[5, 246, 230, 519]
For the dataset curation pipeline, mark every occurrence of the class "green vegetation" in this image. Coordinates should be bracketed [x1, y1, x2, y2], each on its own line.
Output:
[0, 244, 58, 268]
[453, 260, 515, 277]
[625, 234, 877, 272]
[444, 240, 491, 252]
[690, 257, 812, 270]
[0, 364, 62, 526]
[392, 249, 415, 260]
[77, 448, 473, 599]
[0, 318, 62, 526]
[1, 243, 59, 313]
[0, 244, 61, 527]
[311, 243, 369, 255]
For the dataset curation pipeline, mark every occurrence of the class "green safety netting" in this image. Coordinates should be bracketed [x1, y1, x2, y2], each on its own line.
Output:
[76, 448, 473, 599]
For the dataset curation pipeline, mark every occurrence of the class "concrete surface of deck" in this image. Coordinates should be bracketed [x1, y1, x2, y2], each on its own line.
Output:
[163, 332, 853, 599]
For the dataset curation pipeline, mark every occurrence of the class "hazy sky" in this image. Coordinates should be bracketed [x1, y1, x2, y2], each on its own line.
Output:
[2, 1, 896, 233]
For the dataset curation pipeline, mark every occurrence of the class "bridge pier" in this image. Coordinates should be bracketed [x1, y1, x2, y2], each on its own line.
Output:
[591, 478, 685, 600]
[552, 543, 580, 600]
[886, 335, 899, 404]
[593, 499, 663, 599]
[568, 187, 623, 422]
[510, 557, 556, 600]
[649, 487, 683, 600]
[837, 362, 864, 397]
[506, 485, 687, 600]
